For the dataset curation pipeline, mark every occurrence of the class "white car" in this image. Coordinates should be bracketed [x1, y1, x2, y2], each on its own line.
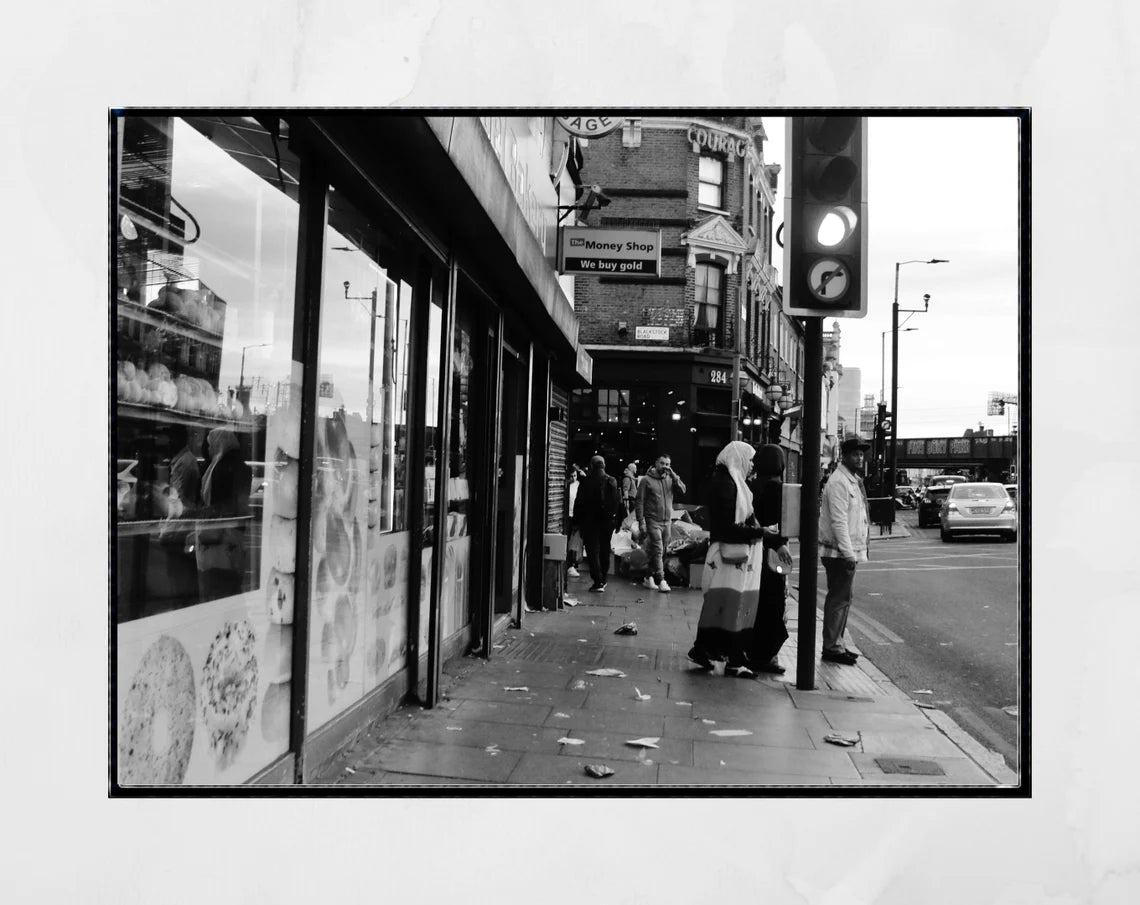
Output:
[939, 482, 1017, 542]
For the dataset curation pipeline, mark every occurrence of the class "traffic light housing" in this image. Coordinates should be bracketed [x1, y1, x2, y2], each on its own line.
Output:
[997, 399, 1005, 414]
[782, 116, 868, 318]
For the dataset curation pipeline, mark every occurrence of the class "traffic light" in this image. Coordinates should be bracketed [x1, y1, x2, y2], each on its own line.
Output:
[997, 400, 1005, 414]
[782, 116, 868, 318]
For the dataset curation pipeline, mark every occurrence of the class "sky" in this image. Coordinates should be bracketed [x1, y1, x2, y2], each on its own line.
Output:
[763, 115, 1021, 439]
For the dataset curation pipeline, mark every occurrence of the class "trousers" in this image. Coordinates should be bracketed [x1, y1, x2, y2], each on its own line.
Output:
[821, 556, 857, 653]
[580, 522, 614, 585]
[643, 519, 670, 581]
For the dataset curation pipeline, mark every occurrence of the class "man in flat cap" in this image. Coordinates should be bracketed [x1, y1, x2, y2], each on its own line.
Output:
[818, 438, 872, 665]
[573, 455, 622, 592]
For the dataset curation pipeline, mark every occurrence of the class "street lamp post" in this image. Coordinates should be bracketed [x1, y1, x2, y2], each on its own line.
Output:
[889, 258, 948, 501]
[881, 328, 917, 404]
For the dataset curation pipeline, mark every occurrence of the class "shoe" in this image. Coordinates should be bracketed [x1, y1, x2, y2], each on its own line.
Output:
[755, 660, 786, 675]
[657, 580, 671, 593]
[687, 647, 714, 670]
[567, 567, 580, 578]
[725, 664, 755, 678]
[643, 576, 658, 590]
[589, 582, 607, 593]
[821, 650, 858, 665]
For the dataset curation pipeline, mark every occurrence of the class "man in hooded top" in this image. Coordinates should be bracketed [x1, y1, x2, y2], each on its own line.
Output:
[635, 454, 686, 593]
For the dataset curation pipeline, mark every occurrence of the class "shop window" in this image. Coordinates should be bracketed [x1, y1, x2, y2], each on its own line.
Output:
[305, 184, 417, 733]
[115, 115, 302, 785]
[693, 261, 723, 344]
[698, 154, 725, 209]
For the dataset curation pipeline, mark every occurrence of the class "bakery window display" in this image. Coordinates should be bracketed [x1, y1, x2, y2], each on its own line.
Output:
[115, 114, 303, 784]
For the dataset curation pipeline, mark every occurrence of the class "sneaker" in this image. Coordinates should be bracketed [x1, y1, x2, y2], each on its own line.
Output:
[657, 580, 671, 593]
[567, 566, 580, 578]
[642, 576, 658, 590]
[589, 582, 607, 592]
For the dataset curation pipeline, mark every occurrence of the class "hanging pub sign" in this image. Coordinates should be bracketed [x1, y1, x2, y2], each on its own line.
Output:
[558, 227, 661, 277]
[556, 115, 625, 139]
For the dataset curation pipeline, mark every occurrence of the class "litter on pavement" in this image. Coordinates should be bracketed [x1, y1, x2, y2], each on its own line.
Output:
[823, 734, 859, 747]
[1002, 705, 1018, 717]
[553, 712, 571, 718]
[563, 596, 580, 606]
[586, 668, 627, 678]
[584, 764, 615, 778]
[633, 688, 651, 701]
[701, 719, 716, 725]
[709, 729, 753, 737]
[485, 744, 500, 755]
[571, 680, 588, 690]
[636, 654, 649, 659]
[503, 686, 529, 692]
[913, 701, 936, 709]
[912, 689, 933, 694]
[614, 622, 638, 635]
[557, 737, 585, 746]
[625, 737, 660, 749]
[344, 766, 356, 774]
[446, 726, 463, 731]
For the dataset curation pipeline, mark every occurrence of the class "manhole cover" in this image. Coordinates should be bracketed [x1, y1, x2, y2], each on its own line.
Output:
[874, 757, 946, 776]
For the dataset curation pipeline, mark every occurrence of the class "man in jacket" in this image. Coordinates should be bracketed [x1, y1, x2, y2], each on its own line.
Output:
[818, 437, 872, 664]
[635, 454, 687, 593]
[573, 456, 622, 592]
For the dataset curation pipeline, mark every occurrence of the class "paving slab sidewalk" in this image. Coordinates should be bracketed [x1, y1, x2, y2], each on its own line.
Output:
[318, 570, 1017, 788]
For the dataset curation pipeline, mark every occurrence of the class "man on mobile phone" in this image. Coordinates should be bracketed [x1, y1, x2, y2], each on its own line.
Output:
[635, 453, 686, 593]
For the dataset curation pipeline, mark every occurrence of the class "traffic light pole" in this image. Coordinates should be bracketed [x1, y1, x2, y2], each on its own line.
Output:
[796, 316, 823, 690]
[888, 291, 899, 501]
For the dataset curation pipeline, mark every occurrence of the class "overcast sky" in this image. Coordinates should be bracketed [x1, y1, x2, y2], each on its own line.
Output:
[763, 115, 1021, 438]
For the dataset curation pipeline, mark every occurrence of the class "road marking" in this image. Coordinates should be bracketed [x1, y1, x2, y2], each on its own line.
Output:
[813, 599, 897, 645]
[851, 609, 905, 643]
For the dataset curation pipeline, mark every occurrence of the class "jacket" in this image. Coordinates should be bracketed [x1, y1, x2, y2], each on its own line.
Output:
[819, 464, 870, 561]
[621, 467, 639, 503]
[573, 471, 621, 524]
[707, 467, 765, 544]
[636, 466, 686, 525]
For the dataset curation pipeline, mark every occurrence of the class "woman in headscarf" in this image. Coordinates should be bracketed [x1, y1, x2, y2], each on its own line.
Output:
[688, 441, 768, 675]
[747, 444, 795, 674]
[195, 428, 252, 602]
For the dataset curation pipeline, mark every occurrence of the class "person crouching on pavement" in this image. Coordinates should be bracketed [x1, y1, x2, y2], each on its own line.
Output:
[819, 437, 872, 665]
[635, 453, 686, 593]
[572, 455, 622, 592]
[688, 441, 767, 674]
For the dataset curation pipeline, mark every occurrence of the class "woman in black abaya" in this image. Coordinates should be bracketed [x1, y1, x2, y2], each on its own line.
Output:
[747, 444, 794, 674]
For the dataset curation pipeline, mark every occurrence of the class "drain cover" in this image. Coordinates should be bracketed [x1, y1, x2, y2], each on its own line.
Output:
[874, 757, 946, 776]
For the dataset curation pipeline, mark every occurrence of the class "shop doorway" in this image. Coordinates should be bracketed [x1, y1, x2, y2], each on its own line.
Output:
[494, 343, 527, 620]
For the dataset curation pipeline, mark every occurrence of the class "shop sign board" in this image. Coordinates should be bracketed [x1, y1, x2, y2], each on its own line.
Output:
[635, 326, 670, 341]
[559, 227, 661, 277]
[556, 115, 625, 139]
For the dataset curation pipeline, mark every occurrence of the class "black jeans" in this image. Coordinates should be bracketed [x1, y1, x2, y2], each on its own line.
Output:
[580, 522, 614, 585]
[821, 556, 858, 653]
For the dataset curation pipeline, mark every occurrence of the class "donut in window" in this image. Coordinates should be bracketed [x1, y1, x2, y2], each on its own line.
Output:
[119, 636, 196, 785]
[199, 621, 259, 771]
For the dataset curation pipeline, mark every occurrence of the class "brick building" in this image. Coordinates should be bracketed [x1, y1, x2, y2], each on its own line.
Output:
[568, 115, 805, 497]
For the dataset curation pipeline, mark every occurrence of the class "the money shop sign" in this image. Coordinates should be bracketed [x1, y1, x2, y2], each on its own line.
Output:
[559, 227, 662, 276]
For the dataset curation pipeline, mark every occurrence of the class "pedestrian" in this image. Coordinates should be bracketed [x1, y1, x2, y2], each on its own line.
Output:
[688, 441, 767, 674]
[565, 464, 584, 579]
[620, 461, 640, 520]
[572, 455, 622, 592]
[635, 453, 686, 593]
[168, 424, 202, 512]
[747, 444, 794, 674]
[819, 437, 872, 665]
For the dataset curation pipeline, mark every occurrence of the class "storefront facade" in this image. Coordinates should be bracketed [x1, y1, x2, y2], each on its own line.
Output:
[112, 114, 591, 786]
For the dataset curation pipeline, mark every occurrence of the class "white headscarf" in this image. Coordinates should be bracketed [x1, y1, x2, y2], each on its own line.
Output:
[716, 440, 756, 525]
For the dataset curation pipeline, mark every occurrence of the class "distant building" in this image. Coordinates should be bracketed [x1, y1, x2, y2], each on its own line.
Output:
[858, 393, 877, 439]
[837, 366, 862, 441]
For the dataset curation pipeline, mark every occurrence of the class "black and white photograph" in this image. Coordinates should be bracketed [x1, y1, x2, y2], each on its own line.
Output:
[109, 110, 1023, 791]
[5, 1, 1139, 902]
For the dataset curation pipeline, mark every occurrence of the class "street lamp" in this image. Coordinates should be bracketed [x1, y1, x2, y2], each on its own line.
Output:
[889, 258, 948, 501]
[881, 328, 917, 403]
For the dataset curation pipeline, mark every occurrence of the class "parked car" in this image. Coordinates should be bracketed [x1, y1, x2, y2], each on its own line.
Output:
[927, 474, 967, 488]
[939, 482, 1017, 542]
[917, 485, 952, 528]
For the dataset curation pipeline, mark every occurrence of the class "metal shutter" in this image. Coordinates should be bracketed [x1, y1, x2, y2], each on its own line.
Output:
[546, 385, 570, 532]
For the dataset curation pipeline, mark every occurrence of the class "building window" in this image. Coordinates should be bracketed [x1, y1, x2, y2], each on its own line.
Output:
[572, 388, 631, 423]
[693, 261, 723, 342]
[698, 155, 725, 209]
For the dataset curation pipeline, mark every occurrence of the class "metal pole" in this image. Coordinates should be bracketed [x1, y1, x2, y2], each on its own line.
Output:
[888, 264, 900, 501]
[796, 316, 823, 690]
